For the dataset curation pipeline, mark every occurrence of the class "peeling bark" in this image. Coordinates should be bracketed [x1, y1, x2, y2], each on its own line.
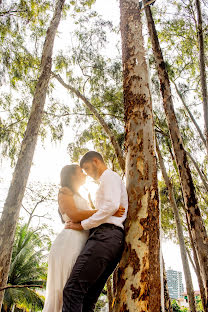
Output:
[0, 0, 65, 307]
[52, 72, 125, 172]
[114, 1, 161, 311]
[156, 141, 196, 312]
[144, 4, 208, 305]
[195, 0, 208, 154]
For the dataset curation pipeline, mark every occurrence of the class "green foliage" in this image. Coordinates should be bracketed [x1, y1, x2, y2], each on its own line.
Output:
[51, 10, 125, 170]
[196, 297, 203, 312]
[67, 121, 124, 174]
[95, 285, 108, 312]
[0, 94, 30, 165]
[2, 223, 50, 311]
[0, 1, 109, 165]
[0, 0, 51, 87]
[171, 299, 188, 312]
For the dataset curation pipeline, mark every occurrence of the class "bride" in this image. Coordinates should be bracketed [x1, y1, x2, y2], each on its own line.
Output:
[43, 164, 124, 312]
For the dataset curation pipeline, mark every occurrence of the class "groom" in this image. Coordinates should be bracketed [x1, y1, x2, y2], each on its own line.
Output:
[62, 151, 128, 312]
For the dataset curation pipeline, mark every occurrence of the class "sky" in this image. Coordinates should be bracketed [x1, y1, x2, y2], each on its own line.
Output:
[0, 0, 200, 292]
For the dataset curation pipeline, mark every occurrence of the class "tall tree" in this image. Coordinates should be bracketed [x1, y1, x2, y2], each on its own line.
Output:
[144, 3, 208, 305]
[185, 212, 207, 312]
[0, 0, 65, 307]
[114, 0, 161, 310]
[156, 140, 196, 312]
[172, 81, 206, 148]
[195, 0, 208, 153]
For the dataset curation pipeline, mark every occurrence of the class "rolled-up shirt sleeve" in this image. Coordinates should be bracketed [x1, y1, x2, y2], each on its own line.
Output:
[81, 173, 121, 230]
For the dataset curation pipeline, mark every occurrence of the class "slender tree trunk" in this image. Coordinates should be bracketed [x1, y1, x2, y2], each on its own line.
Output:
[144, 4, 208, 303]
[162, 257, 173, 312]
[187, 152, 208, 192]
[0, 0, 65, 307]
[186, 212, 208, 312]
[195, 0, 208, 153]
[114, 1, 161, 310]
[173, 81, 206, 147]
[186, 248, 197, 274]
[156, 140, 196, 312]
[107, 276, 113, 312]
[52, 72, 125, 172]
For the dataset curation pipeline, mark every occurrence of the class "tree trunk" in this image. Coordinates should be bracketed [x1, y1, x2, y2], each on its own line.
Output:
[173, 81, 206, 147]
[156, 140, 196, 312]
[114, 1, 161, 310]
[162, 257, 173, 312]
[107, 276, 113, 312]
[144, 4, 208, 304]
[52, 72, 125, 172]
[186, 248, 197, 274]
[0, 0, 65, 307]
[185, 212, 208, 312]
[195, 0, 208, 154]
[187, 152, 208, 192]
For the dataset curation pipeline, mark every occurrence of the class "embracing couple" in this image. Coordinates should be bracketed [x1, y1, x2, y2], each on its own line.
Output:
[43, 151, 128, 312]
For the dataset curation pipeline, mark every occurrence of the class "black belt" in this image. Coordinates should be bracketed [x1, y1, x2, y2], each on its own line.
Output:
[91, 223, 124, 233]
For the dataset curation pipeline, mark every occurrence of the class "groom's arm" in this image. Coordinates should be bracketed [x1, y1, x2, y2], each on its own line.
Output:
[80, 173, 122, 230]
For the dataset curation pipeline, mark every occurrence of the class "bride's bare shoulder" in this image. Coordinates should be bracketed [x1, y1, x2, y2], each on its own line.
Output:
[58, 187, 73, 197]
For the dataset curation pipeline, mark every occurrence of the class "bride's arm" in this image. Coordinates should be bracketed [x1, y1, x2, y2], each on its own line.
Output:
[58, 190, 97, 223]
[58, 188, 125, 222]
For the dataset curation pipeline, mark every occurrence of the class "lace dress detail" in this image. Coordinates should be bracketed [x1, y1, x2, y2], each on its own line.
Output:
[43, 194, 89, 312]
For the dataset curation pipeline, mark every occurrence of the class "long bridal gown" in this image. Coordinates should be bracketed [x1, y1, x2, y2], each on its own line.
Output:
[43, 194, 90, 312]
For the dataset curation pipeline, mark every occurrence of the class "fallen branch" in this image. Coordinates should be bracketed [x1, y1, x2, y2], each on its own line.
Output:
[0, 284, 43, 291]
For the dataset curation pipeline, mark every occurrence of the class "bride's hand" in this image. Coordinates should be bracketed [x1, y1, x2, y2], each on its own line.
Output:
[65, 220, 83, 231]
[113, 205, 125, 217]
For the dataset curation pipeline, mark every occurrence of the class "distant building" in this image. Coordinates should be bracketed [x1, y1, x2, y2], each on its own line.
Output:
[166, 268, 184, 299]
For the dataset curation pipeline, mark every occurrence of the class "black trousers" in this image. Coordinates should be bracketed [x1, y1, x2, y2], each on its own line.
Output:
[62, 223, 124, 312]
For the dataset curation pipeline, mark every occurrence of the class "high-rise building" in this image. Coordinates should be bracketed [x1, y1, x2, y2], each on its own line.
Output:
[166, 268, 184, 299]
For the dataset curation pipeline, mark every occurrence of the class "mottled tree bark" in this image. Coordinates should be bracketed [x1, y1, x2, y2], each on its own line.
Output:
[144, 4, 208, 304]
[0, 0, 65, 307]
[52, 72, 125, 172]
[114, 1, 161, 310]
[156, 141, 196, 312]
[195, 0, 208, 154]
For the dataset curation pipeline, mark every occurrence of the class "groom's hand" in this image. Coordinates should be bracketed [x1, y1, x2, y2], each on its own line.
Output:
[65, 220, 83, 231]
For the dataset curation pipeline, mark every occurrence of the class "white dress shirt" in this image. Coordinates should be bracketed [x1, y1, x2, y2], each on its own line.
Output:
[81, 169, 128, 230]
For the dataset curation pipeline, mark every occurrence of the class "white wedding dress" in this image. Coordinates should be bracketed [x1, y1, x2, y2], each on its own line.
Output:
[43, 194, 90, 312]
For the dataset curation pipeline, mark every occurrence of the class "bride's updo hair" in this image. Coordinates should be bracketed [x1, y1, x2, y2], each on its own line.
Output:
[60, 164, 78, 192]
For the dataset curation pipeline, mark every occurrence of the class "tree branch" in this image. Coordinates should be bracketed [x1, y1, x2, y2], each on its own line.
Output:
[52, 71, 125, 171]
[0, 10, 27, 16]
[0, 284, 43, 291]
[44, 111, 123, 120]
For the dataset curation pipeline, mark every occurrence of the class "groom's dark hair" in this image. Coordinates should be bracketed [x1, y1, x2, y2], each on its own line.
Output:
[80, 151, 104, 167]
